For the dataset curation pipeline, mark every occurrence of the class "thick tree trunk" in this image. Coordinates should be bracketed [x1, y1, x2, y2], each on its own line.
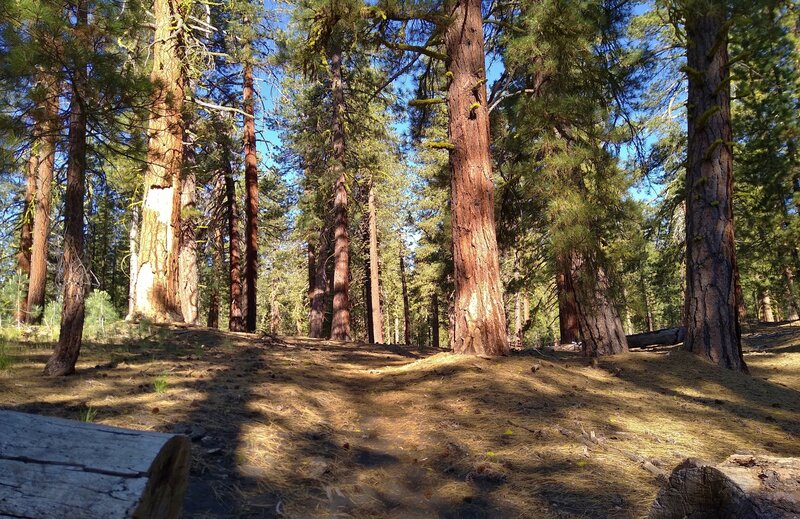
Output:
[126, 206, 139, 321]
[399, 248, 411, 345]
[225, 168, 245, 332]
[445, 0, 508, 356]
[178, 130, 198, 325]
[44, 16, 87, 376]
[243, 61, 258, 332]
[627, 327, 685, 349]
[683, 3, 746, 371]
[15, 151, 36, 323]
[556, 254, 579, 344]
[329, 47, 351, 341]
[567, 250, 629, 356]
[26, 74, 59, 324]
[431, 292, 440, 349]
[367, 181, 384, 343]
[784, 265, 799, 320]
[132, 0, 186, 322]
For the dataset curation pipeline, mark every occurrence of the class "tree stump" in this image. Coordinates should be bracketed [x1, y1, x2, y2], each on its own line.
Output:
[649, 455, 800, 518]
[0, 410, 190, 518]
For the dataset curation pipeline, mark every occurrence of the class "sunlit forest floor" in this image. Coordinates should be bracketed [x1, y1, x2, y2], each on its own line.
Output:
[1, 322, 798, 518]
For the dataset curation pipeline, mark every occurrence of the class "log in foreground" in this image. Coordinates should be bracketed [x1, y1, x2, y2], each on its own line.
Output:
[627, 327, 685, 349]
[0, 410, 190, 519]
[649, 455, 800, 518]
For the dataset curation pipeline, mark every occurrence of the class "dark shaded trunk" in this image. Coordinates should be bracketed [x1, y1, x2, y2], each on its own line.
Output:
[225, 166, 245, 332]
[26, 74, 59, 324]
[683, 2, 746, 371]
[784, 265, 799, 320]
[206, 221, 223, 329]
[309, 227, 330, 338]
[131, 0, 186, 322]
[125, 206, 139, 321]
[367, 181, 384, 343]
[329, 46, 351, 341]
[15, 151, 36, 323]
[431, 292, 440, 349]
[45, 8, 87, 376]
[365, 258, 374, 343]
[641, 271, 654, 332]
[566, 250, 629, 356]
[399, 249, 410, 345]
[556, 254, 579, 344]
[627, 327, 685, 349]
[243, 60, 258, 332]
[445, 0, 508, 356]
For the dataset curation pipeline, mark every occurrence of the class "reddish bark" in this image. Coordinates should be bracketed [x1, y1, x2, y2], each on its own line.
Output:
[399, 248, 410, 345]
[556, 253, 579, 344]
[225, 168, 245, 332]
[243, 61, 259, 332]
[15, 150, 36, 323]
[683, 3, 746, 371]
[431, 292, 440, 349]
[444, 0, 509, 356]
[367, 182, 384, 343]
[309, 227, 330, 338]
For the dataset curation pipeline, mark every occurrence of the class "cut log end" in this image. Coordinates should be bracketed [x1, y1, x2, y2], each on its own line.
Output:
[649, 455, 800, 518]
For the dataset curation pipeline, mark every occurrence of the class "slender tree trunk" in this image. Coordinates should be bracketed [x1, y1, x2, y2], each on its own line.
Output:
[270, 276, 279, 334]
[514, 291, 522, 348]
[126, 206, 139, 321]
[431, 292, 440, 349]
[567, 250, 629, 357]
[131, 0, 186, 322]
[641, 271, 654, 332]
[556, 254, 579, 344]
[399, 248, 410, 345]
[45, 7, 87, 376]
[329, 46, 351, 341]
[206, 219, 223, 329]
[784, 265, 799, 320]
[683, 2, 746, 371]
[26, 74, 59, 324]
[445, 0, 508, 356]
[243, 60, 258, 332]
[367, 181, 384, 343]
[225, 167, 245, 332]
[15, 150, 36, 323]
[309, 227, 330, 337]
[365, 258, 374, 343]
[178, 126, 198, 324]
[758, 290, 775, 323]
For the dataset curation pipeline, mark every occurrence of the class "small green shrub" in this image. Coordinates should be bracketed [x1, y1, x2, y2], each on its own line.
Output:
[153, 375, 169, 393]
[0, 346, 12, 371]
[84, 290, 120, 338]
[78, 406, 97, 423]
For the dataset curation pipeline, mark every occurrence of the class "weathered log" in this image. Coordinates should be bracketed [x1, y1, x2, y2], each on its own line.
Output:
[0, 410, 190, 518]
[626, 327, 685, 349]
[649, 455, 800, 518]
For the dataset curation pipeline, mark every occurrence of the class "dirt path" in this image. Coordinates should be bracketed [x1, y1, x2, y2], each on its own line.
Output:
[1, 324, 799, 518]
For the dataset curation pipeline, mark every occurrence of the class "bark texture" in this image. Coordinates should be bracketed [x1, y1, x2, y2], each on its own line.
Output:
[445, 0, 508, 356]
[627, 327, 685, 349]
[784, 265, 799, 321]
[206, 221, 223, 329]
[15, 151, 36, 322]
[243, 61, 259, 332]
[225, 167, 245, 332]
[399, 249, 411, 345]
[125, 207, 139, 321]
[683, 3, 746, 371]
[0, 410, 190, 519]
[431, 292, 440, 349]
[758, 289, 775, 323]
[329, 47, 351, 341]
[556, 254, 579, 344]
[178, 132, 198, 325]
[44, 35, 87, 377]
[367, 182, 384, 343]
[132, 0, 186, 322]
[26, 74, 59, 324]
[649, 455, 800, 518]
[567, 250, 629, 356]
[309, 228, 330, 338]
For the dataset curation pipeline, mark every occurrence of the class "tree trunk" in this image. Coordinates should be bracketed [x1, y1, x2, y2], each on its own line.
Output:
[178, 127, 198, 325]
[445, 0, 508, 356]
[15, 150, 36, 323]
[243, 60, 258, 332]
[627, 327, 685, 349]
[206, 220, 223, 329]
[431, 292, 440, 349]
[309, 227, 330, 338]
[132, 0, 186, 322]
[367, 181, 384, 343]
[399, 248, 410, 345]
[329, 46, 351, 341]
[44, 12, 87, 376]
[270, 276, 279, 334]
[784, 265, 800, 320]
[683, 2, 746, 371]
[556, 254, 579, 344]
[567, 250, 629, 356]
[649, 455, 800, 518]
[225, 167, 245, 332]
[758, 289, 775, 323]
[641, 271, 654, 332]
[514, 291, 522, 348]
[26, 73, 59, 324]
[125, 206, 139, 321]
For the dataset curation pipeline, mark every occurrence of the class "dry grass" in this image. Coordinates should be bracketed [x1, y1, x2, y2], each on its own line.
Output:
[0, 323, 798, 518]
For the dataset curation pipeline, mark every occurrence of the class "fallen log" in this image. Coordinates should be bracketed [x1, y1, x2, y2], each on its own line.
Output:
[648, 455, 800, 518]
[627, 327, 685, 349]
[0, 410, 190, 519]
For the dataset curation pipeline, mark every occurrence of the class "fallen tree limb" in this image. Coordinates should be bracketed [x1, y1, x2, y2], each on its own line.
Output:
[627, 327, 685, 349]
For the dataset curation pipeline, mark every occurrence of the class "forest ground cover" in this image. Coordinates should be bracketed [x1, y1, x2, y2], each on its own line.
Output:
[0, 324, 798, 518]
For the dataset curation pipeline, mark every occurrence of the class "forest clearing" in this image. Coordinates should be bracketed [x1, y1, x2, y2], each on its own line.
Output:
[1, 322, 798, 518]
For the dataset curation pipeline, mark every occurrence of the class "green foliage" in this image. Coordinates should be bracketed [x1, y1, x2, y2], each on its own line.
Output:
[152, 375, 169, 394]
[78, 406, 98, 423]
[84, 290, 120, 339]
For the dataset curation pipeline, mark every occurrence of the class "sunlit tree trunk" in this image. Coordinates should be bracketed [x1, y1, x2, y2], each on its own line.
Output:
[178, 125, 198, 324]
[225, 166, 245, 332]
[329, 46, 351, 341]
[132, 0, 186, 322]
[125, 206, 139, 321]
[367, 181, 384, 343]
[45, 6, 87, 376]
[243, 60, 259, 332]
[399, 248, 410, 345]
[309, 227, 330, 337]
[445, 0, 508, 355]
[26, 74, 59, 324]
[758, 290, 775, 323]
[683, 1, 746, 371]
[15, 151, 36, 323]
